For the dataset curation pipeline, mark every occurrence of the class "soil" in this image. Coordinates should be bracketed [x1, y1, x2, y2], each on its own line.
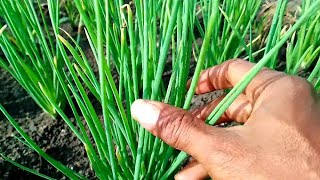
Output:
[0, 68, 95, 179]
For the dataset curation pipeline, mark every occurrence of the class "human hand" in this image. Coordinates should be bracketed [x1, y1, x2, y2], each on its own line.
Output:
[131, 59, 320, 180]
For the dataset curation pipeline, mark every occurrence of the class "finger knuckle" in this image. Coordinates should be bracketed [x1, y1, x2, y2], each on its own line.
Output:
[282, 76, 313, 99]
[230, 59, 250, 66]
[156, 109, 195, 150]
[229, 58, 245, 63]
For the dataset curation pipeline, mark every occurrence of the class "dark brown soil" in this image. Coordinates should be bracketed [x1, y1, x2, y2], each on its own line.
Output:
[0, 68, 95, 179]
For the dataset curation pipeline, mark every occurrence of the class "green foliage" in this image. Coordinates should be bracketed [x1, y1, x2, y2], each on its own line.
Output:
[0, 153, 55, 180]
[1, 0, 320, 179]
[59, 0, 80, 26]
[0, 0, 65, 117]
[198, 0, 262, 66]
[286, 0, 320, 76]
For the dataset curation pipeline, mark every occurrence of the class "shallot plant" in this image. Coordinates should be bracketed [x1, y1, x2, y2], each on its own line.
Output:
[0, 0, 65, 117]
[1, 0, 320, 179]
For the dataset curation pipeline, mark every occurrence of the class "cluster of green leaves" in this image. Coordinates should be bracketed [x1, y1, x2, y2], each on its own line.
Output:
[287, 0, 320, 71]
[195, 0, 262, 66]
[59, 0, 80, 26]
[257, 0, 320, 90]
[286, 0, 320, 90]
[0, 0, 320, 179]
[0, 0, 65, 117]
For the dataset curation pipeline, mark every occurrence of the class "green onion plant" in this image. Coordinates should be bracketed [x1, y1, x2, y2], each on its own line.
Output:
[285, 0, 320, 83]
[1, 0, 320, 179]
[0, 0, 65, 117]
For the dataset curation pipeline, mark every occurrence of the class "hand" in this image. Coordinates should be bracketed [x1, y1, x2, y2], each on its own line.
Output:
[131, 59, 320, 180]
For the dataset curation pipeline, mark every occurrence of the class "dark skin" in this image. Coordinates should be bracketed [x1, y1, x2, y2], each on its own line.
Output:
[131, 59, 320, 179]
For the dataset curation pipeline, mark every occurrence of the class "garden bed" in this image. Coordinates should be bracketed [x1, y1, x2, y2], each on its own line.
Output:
[1, 0, 319, 179]
[0, 40, 224, 178]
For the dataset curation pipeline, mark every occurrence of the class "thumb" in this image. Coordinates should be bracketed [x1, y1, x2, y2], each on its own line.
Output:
[131, 99, 233, 162]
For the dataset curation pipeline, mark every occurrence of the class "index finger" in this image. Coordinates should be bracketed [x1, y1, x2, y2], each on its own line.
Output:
[191, 59, 285, 101]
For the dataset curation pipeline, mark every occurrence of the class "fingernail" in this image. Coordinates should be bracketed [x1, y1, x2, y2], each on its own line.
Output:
[131, 99, 160, 131]
[186, 79, 192, 89]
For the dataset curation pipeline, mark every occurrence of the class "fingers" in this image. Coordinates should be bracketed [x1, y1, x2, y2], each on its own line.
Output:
[192, 94, 252, 124]
[190, 59, 285, 101]
[175, 160, 209, 180]
[188, 60, 234, 93]
[131, 99, 236, 162]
